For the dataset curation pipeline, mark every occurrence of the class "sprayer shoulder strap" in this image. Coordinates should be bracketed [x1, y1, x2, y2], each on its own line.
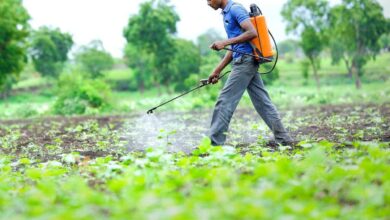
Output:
[232, 3, 264, 58]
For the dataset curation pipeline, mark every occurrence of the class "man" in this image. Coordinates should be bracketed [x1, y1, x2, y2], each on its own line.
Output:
[206, 0, 293, 146]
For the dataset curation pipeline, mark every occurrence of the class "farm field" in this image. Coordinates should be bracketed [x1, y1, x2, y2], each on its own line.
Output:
[1, 103, 389, 219]
[1, 53, 389, 218]
[1, 0, 390, 218]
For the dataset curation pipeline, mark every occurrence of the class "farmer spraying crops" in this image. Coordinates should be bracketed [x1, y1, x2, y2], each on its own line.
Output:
[206, 0, 294, 146]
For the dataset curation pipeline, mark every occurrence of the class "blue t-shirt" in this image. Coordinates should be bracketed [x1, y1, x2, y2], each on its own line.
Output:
[222, 0, 253, 59]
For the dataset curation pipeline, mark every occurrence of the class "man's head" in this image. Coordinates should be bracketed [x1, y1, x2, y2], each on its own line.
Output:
[207, 0, 227, 11]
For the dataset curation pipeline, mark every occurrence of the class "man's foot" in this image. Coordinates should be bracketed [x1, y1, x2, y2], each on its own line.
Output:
[280, 140, 298, 146]
[266, 139, 298, 147]
[266, 140, 279, 147]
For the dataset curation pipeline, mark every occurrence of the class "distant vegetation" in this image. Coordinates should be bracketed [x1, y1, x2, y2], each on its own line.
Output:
[0, 0, 30, 98]
[0, 0, 389, 117]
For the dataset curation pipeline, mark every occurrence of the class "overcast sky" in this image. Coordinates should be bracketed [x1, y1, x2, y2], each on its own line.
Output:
[23, 0, 390, 58]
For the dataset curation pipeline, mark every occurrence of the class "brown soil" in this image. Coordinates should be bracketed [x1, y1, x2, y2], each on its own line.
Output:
[0, 103, 389, 161]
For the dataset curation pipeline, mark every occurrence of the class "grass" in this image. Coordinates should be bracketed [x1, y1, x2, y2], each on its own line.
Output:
[276, 52, 390, 84]
[1, 75, 389, 119]
[12, 76, 48, 90]
[0, 91, 54, 119]
[103, 68, 134, 81]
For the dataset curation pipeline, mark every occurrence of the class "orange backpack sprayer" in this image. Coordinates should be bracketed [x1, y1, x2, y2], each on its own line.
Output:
[249, 4, 274, 60]
[223, 3, 279, 74]
[147, 2, 278, 114]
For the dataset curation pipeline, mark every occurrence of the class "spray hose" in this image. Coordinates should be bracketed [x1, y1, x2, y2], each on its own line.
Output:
[146, 70, 231, 114]
[224, 4, 278, 74]
[263, 29, 278, 74]
[146, 4, 278, 114]
[223, 31, 278, 75]
[146, 29, 278, 114]
[146, 31, 278, 114]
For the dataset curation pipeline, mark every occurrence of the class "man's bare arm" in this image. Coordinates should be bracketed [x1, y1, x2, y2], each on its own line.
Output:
[210, 20, 257, 50]
[208, 51, 233, 84]
[208, 19, 257, 84]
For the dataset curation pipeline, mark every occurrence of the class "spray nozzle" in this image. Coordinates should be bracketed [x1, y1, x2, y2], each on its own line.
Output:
[147, 108, 156, 114]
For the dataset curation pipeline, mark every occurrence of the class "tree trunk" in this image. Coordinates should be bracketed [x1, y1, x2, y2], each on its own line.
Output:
[309, 57, 320, 90]
[353, 23, 362, 89]
[355, 73, 362, 89]
[138, 80, 144, 94]
[165, 81, 171, 95]
[343, 57, 352, 78]
[351, 60, 362, 89]
[154, 81, 161, 96]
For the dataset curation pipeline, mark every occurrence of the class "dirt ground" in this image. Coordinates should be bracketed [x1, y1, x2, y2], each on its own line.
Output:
[1, 103, 389, 160]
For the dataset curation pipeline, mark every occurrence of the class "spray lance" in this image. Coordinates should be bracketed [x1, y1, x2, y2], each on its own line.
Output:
[146, 70, 231, 114]
[147, 3, 278, 114]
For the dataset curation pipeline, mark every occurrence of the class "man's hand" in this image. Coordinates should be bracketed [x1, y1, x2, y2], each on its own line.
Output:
[208, 71, 220, 84]
[210, 40, 227, 51]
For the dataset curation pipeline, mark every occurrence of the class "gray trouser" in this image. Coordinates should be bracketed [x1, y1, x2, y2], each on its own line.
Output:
[210, 56, 292, 146]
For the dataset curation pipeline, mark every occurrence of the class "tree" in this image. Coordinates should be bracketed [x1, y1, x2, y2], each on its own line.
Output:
[124, 43, 155, 93]
[379, 33, 390, 52]
[278, 39, 300, 55]
[278, 39, 302, 63]
[75, 40, 114, 78]
[300, 26, 324, 88]
[329, 37, 353, 77]
[30, 26, 73, 78]
[123, 0, 179, 93]
[329, 0, 388, 89]
[197, 29, 224, 57]
[0, 0, 30, 97]
[281, 0, 330, 90]
[170, 39, 201, 92]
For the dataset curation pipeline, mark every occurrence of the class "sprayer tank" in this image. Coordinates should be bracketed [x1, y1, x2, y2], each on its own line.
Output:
[250, 14, 274, 58]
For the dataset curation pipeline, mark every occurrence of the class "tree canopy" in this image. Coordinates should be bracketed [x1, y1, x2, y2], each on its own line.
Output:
[30, 26, 73, 78]
[123, 0, 180, 92]
[197, 29, 224, 57]
[329, 0, 389, 88]
[282, 0, 330, 89]
[75, 40, 114, 78]
[170, 39, 201, 92]
[0, 0, 30, 95]
[278, 39, 300, 56]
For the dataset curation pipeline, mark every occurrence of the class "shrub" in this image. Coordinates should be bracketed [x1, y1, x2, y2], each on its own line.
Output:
[75, 40, 114, 78]
[183, 74, 200, 89]
[261, 64, 280, 86]
[53, 73, 111, 115]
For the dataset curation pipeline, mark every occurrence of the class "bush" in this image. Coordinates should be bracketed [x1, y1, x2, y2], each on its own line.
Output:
[261, 64, 280, 86]
[53, 73, 111, 115]
[183, 74, 200, 89]
[75, 40, 114, 78]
